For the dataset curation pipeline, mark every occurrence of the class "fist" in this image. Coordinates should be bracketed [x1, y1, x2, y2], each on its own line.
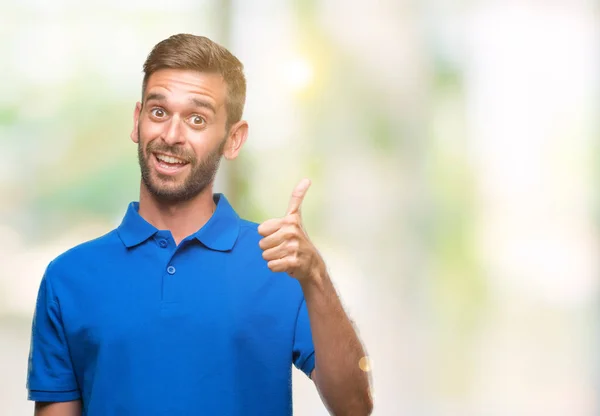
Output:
[257, 179, 325, 282]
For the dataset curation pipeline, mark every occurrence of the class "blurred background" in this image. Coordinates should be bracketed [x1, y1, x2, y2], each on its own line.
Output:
[1, 0, 599, 415]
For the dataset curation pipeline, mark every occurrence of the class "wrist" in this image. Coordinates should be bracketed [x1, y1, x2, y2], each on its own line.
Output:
[301, 262, 328, 294]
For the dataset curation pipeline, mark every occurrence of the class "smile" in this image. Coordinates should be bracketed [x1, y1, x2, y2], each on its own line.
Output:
[152, 153, 190, 175]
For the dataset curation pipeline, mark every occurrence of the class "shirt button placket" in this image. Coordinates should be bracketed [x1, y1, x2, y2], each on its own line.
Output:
[162, 263, 177, 306]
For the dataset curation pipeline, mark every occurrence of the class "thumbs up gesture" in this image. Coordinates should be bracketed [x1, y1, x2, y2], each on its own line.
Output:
[258, 179, 325, 282]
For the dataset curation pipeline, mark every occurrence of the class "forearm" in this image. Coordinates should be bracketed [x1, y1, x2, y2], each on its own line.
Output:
[34, 400, 82, 416]
[302, 268, 372, 415]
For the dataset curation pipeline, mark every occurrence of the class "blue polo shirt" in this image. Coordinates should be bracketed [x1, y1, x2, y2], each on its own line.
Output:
[27, 194, 315, 415]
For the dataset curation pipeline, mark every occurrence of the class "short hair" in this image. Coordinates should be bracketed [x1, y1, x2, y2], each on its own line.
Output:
[142, 34, 246, 127]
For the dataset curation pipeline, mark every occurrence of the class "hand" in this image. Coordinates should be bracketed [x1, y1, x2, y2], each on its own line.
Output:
[258, 179, 325, 282]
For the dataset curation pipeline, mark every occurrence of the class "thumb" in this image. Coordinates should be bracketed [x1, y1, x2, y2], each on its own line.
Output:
[286, 178, 311, 215]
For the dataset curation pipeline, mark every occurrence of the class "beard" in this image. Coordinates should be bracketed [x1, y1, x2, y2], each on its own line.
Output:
[137, 127, 226, 203]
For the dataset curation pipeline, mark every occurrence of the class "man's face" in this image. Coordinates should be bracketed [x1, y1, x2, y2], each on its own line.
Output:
[132, 69, 232, 203]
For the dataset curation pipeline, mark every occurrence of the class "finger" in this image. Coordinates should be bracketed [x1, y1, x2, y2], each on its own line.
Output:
[257, 217, 284, 237]
[267, 258, 289, 273]
[267, 256, 301, 274]
[286, 178, 311, 216]
[259, 227, 294, 250]
[262, 242, 292, 262]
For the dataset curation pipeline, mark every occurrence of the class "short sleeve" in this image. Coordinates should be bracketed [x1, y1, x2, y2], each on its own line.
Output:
[292, 297, 315, 378]
[27, 270, 80, 402]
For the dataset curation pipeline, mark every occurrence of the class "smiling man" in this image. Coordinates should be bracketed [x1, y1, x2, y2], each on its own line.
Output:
[26, 34, 372, 416]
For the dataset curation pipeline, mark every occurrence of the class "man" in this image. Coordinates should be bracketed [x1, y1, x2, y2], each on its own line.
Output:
[27, 34, 372, 416]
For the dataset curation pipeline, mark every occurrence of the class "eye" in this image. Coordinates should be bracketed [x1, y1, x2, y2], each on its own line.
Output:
[150, 108, 166, 118]
[189, 115, 206, 126]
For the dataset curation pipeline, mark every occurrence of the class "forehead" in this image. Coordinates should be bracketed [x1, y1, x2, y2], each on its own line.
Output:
[144, 69, 228, 108]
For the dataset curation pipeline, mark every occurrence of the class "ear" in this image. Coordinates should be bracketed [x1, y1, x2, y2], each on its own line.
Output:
[222, 120, 249, 160]
[130, 102, 142, 143]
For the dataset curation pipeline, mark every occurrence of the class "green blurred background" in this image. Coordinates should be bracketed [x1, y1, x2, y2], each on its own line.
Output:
[1, 0, 599, 415]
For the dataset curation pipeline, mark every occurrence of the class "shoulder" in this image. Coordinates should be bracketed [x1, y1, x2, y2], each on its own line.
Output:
[237, 218, 261, 238]
[233, 218, 304, 295]
[45, 229, 121, 277]
[226, 218, 264, 257]
[234, 218, 270, 251]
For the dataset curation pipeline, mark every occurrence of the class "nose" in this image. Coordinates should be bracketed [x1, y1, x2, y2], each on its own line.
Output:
[162, 116, 185, 145]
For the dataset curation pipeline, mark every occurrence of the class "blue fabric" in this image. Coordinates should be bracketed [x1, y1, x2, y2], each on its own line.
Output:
[27, 194, 315, 415]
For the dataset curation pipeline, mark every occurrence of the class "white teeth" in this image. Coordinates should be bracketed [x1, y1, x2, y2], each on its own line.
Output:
[156, 154, 185, 164]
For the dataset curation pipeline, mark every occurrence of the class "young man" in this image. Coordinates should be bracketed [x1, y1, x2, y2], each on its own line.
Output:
[27, 34, 372, 416]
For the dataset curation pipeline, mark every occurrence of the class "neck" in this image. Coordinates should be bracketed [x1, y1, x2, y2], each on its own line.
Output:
[137, 182, 217, 245]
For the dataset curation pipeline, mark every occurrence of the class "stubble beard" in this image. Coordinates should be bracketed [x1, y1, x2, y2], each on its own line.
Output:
[137, 127, 226, 204]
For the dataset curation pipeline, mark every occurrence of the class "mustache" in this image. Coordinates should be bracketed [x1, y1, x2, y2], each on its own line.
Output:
[146, 142, 194, 163]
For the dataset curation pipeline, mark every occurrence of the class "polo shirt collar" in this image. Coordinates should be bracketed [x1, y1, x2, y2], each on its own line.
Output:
[192, 194, 240, 251]
[117, 202, 157, 248]
[117, 194, 240, 251]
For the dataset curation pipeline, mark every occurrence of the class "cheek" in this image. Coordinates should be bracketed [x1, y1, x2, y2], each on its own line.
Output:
[194, 143, 221, 161]
[197, 128, 227, 150]
[186, 133, 214, 154]
[139, 119, 163, 139]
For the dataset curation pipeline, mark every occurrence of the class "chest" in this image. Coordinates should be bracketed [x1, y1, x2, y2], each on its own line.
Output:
[60, 253, 297, 362]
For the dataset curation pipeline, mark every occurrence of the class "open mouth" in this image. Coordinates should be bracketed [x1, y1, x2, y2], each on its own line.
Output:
[152, 153, 190, 175]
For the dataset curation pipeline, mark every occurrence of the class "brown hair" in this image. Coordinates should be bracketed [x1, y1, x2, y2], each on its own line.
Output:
[142, 34, 246, 127]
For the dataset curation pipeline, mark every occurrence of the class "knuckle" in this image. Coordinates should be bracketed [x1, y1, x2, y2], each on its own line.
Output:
[282, 228, 295, 240]
[291, 222, 302, 234]
[285, 214, 299, 225]
[287, 240, 299, 251]
[290, 256, 300, 268]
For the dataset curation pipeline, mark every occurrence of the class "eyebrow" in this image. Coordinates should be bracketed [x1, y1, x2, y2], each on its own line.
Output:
[144, 93, 166, 103]
[190, 98, 216, 114]
[144, 93, 216, 114]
